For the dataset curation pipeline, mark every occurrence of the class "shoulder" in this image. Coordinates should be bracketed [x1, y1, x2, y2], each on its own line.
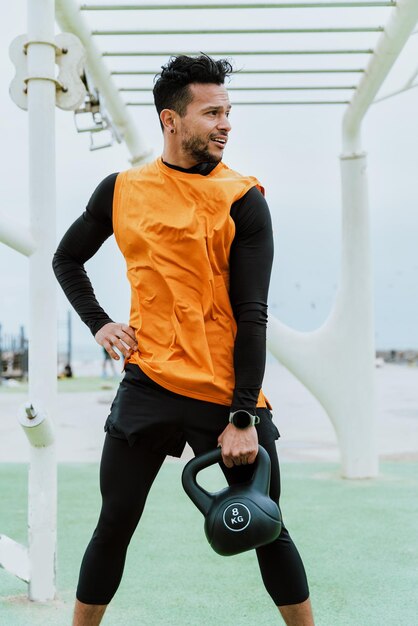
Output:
[216, 162, 262, 186]
[118, 159, 159, 183]
[231, 186, 271, 234]
[89, 172, 119, 203]
[86, 172, 119, 226]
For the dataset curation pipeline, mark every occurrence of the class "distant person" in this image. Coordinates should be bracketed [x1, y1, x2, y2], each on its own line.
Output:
[63, 363, 73, 378]
[58, 363, 73, 379]
[101, 346, 115, 378]
[53, 55, 314, 626]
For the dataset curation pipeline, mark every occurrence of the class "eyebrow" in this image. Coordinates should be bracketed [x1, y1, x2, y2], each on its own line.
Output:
[201, 104, 232, 113]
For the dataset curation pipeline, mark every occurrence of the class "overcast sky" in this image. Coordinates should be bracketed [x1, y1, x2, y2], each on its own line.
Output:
[1, 1, 418, 358]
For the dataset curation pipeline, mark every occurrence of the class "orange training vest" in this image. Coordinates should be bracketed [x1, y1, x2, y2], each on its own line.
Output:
[113, 157, 268, 407]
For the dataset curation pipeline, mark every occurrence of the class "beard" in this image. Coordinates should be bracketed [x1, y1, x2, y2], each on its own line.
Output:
[181, 133, 222, 164]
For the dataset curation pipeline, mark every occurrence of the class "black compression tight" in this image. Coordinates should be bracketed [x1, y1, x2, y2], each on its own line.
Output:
[76, 434, 309, 607]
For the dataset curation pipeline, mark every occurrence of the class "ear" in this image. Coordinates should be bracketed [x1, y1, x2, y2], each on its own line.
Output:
[160, 109, 177, 134]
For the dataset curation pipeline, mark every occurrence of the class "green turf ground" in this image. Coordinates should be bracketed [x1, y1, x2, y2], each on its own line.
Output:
[0, 461, 417, 625]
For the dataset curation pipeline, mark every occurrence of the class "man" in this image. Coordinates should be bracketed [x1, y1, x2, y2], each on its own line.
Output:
[53, 55, 314, 626]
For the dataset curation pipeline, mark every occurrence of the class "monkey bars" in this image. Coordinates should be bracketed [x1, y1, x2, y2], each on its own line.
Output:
[56, 1, 395, 110]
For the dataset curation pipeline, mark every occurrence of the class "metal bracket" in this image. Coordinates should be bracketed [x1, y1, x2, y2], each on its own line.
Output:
[9, 32, 86, 111]
[55, 33, 87, 111]
[22, 39, 63, 55]
[74, 70, 122, 151]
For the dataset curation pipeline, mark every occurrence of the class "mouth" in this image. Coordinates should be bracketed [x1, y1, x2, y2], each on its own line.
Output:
[211, 136, 227, 148]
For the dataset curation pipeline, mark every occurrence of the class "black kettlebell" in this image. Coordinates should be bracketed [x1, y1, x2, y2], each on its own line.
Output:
[181, 445, 282, 556]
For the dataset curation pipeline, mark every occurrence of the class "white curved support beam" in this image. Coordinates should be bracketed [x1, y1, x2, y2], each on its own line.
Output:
[0, 214, 37, 256]
[0, 535, 30, 583]
[55, 0, 151, 165]
[268, 152, 377, 478]
[268, 0, 418, 478]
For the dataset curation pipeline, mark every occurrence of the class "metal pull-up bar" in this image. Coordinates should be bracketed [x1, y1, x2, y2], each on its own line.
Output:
[81, 2, 396, 10]
[103, 49, 374, 56]
[111, 69, 366, 74]
[120, 85, 356, 91]
[93, 27, 385, 35]
[125, 99, 350, 105]
[121, 82, 355, 104]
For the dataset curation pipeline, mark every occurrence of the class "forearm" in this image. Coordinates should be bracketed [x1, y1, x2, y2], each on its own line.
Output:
[231, 317, 267, 412]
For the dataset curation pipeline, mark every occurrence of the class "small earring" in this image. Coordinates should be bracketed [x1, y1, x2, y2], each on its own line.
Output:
[170, 128, 175, 134]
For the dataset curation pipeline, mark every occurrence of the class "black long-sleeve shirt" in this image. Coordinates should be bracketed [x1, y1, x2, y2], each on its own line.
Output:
[52, 161, 274, 411]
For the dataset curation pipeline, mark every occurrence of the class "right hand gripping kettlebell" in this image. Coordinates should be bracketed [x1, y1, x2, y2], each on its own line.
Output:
[182, 445, 282, 556]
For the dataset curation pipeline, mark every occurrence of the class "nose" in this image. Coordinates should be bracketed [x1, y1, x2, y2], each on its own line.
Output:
[217, 114, 231, 133]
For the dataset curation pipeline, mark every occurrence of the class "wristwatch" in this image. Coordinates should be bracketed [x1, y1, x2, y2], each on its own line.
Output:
[229, 410, 260, 429]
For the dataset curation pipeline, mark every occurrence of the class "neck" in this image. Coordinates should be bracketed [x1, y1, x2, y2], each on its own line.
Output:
[162, 146, 199, 170]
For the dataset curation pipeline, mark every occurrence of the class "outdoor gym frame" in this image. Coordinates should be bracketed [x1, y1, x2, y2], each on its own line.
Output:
[0, 0, 417, 603]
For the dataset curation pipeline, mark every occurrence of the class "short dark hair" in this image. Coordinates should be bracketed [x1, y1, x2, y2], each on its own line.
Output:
[153, 54, 233, 129]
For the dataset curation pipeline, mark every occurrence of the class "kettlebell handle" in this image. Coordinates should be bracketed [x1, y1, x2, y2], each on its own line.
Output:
[182, 447, 222, 516]
[181, 445, 271, 517]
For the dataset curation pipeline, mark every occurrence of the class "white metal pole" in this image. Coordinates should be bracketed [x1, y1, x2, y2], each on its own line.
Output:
[27, 0, 57, 601]
[336, 152, 377, 477]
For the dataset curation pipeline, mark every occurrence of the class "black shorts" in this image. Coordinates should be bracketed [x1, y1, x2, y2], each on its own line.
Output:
[105, 363, 280, 458]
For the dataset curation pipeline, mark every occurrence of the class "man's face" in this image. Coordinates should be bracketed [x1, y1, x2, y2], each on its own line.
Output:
[177, 83, 232, 165]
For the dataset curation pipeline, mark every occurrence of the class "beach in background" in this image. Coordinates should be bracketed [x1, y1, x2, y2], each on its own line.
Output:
[1, 359, 417, 466]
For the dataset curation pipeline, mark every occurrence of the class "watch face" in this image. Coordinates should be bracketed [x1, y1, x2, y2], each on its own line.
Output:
[232, 410, 252, 428]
